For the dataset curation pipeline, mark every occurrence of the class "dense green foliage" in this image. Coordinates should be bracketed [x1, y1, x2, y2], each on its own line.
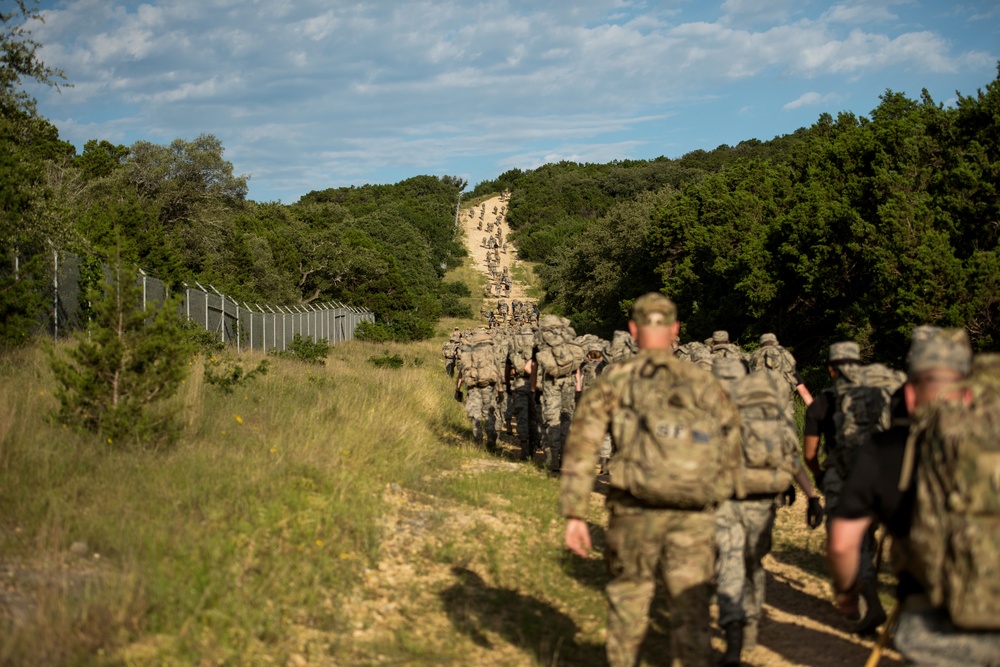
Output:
[48, 256, 195, 446]
[485, 69, 1000, 367]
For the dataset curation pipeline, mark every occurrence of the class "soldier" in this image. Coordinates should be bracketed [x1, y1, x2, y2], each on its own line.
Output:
[455, 331, 501, 452]
[561, 293, 744, 667]
[577, 335, 613, 474]
[506, 324, 537, 460]
[675, 338, 713, 370]
[531, 315, 583, 474]
[442, 327, 462, 377]
[748, 332, 813, 411]
[711, 358, 822, 664]
[828, 329, 1000, 664]
[805, 341, 900, 634]
[710, 330, 749, 365]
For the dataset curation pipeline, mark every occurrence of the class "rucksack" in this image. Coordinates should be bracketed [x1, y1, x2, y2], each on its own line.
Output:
[608, 352, 731, 509]
[508, 327, 535, 377]
[676, 341, 713, 371]
[442, 338, 460, 360]
[830, 363, 906, 475]
[535, 316, 584, 378]
[459, 335, 500, 388]
[606, 330, 638, 365]
[899, 354, 1000, 629]
[748, 345, 797, 393]
[711, 343, 746, 362]
[729, 371, 800, 494]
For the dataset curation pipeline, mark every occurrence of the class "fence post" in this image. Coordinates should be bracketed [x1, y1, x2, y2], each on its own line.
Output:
[52, 245, 59, 341]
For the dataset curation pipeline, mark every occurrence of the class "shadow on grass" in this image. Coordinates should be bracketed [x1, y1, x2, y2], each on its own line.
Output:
[560, 519, 608, 593]
[758, 570, 904, 667]
[441, 566, 607, 666]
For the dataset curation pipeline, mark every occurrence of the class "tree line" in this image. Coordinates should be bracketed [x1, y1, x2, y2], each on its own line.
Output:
[471, 67, 1000, 371]
[0, 3, 469, 349]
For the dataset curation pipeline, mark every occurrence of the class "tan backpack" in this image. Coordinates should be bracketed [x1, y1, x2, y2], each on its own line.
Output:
[729, 371, 800, 494]
[605, 330, 638, 365]
[899, 354, 1000, 629]
[748, 345, 797, 393]
[830, 363, 907, 475]
[535, 316, 584, 378]
[459, 334, 500, 388]
[608, 353, 731, 509]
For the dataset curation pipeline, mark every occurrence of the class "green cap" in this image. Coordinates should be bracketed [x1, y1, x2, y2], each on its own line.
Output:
[631, 293, 677, 327]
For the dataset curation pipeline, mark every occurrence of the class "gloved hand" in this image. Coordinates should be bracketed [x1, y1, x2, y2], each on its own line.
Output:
[807, 497, 824, 529]
[781, 485, 796, 507]
[496, 390, 504, 404]
[454, 389, 464, 403]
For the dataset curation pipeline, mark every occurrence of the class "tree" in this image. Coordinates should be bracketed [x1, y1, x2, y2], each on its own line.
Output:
[49, 251, 195, 446]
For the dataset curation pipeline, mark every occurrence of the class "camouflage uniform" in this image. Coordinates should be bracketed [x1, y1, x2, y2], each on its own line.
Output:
[561, 340, 744, 667]
[464, 384, 497, 449]
[714, 497, 777, 630]
[540, 374, 576, 471]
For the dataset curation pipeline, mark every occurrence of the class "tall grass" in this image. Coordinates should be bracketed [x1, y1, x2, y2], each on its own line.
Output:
[0, 337, 468, 665]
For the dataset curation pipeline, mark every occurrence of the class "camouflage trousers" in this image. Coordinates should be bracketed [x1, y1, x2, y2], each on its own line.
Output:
[507, 377, 534, 458]
[714, 497, 777, 628]
[540, 375, 575, 471]
[444, 359, 455, 378]
[894, 594, 1000, 666]
[823, 467, 878, 586]
[464, 384, 497, 448]
[605, 504, 716, 667]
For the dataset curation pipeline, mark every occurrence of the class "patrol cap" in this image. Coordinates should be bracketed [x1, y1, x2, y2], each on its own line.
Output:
[712, 330, 729, 344]
[712, 357, 746, 381]
[630, 293, 677, 327]
[828, 341, 861, 363]
[908, 328, 972, 378]
[910, 324, 942, 346]
[760, 333, 778, 345]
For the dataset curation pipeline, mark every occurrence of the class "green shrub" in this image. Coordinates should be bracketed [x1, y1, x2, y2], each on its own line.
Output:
[269, 333, 328, 365]
[367, 351, 404, 368]
[204, 356, 270, 393]
[355, 320, 392, 342]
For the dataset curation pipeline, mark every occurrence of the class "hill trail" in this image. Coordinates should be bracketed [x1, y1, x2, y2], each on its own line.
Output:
[459, 193, 533, 304]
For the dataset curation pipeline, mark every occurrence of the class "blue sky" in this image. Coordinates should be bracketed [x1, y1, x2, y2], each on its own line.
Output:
[26, 0, 999, 204]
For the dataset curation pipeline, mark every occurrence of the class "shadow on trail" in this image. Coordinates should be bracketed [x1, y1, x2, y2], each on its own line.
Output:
[440, 566, 608, 666]
[757, 570, 904, 667]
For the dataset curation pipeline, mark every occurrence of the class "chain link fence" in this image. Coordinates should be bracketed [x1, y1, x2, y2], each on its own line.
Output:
[39, 249, 374, 349]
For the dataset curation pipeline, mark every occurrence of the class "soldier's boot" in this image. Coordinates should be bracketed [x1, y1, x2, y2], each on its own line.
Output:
[721, 621, 743, 667]
[853, 579, 887, 636]
[598, 457, 609, 475]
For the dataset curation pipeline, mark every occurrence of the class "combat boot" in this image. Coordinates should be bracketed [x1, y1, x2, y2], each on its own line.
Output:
[721, 621, 743, 666]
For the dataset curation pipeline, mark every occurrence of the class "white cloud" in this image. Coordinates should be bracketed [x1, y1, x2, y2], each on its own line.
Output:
[783, 91, 838, 110]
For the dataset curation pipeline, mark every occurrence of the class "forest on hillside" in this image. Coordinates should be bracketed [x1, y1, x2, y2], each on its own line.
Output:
[3, 2, 999, 364]
[0, 3, 471, 345]
[472, 68, 1000, 368]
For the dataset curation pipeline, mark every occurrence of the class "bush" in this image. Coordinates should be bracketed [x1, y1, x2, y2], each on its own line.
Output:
[270, 333, 328, 365]
[204, 356, 269, 393]
[355, 320, 392, 343]
[49, 258, 195, 447]
[441, 281, 472, 297]
[367, 351, 404, 368]
[440, 292, 473, 318]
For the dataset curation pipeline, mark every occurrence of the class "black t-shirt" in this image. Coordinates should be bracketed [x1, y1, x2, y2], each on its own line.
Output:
[804, 387, 836, 448]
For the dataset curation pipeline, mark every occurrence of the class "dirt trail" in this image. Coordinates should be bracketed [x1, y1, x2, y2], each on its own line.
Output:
[459, 194, 532, 303]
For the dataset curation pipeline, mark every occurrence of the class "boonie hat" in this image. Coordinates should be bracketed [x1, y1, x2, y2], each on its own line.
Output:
[712, 330, 729, 344]
[828, 341, 861, 363]
[908, 328, 972, 377]
[759, 333, 778, 345]
[631, 293, 677, 327]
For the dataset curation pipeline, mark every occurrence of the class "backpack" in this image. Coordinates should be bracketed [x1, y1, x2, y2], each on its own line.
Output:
[608, 353, 730, 509]
[711, 343, 747, 362]
[729, 371, 800, 494]
[459, 335, 500, 388]
[748, 345, 797, 393]
[535, 316, 584, 378]
[606, 330, 638, 365]
[508, 327, 535, 377]
[676, 341, 713, 371]
[442, 339, 459, 360]
[899, 354, 1000, 629]
[830, 363, 906, 475]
